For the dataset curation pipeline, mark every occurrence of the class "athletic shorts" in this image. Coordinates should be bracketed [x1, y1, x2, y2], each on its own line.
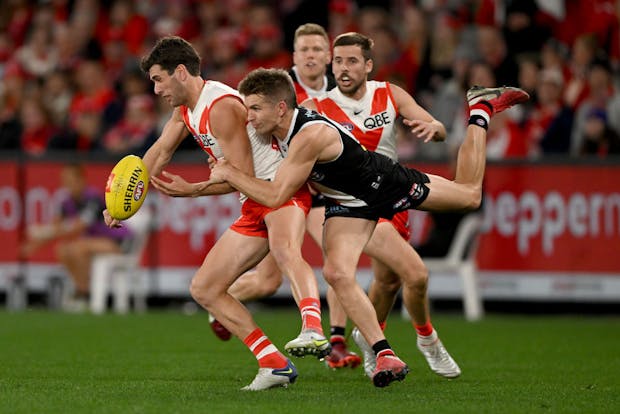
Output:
[230, 186, 312, 238]
[324, 167, 430, 224]
[378, 210, 410, 241]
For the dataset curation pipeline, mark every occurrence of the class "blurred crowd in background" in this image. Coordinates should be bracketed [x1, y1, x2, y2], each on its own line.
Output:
[1, 0, 620, 162]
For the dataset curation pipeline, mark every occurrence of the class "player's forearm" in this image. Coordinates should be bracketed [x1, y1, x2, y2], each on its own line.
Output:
[192, 181, 236, 197]
[432, 119, 447, 141]
[225, 168, 285, 207]
[143, 141, 172, 177]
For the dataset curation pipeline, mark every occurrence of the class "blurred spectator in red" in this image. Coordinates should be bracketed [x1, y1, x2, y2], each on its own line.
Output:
[42, 69, 73, 127]
[4, 0, 33, 48]
[525, 68, 573, 156]
[564, 34, 598, 110]
[517, 56, 540, 105]
[502, 0, 550, 57]
[571, 57, 615, 155]
[540, 38, 569, 81]
[0, 60, 25, 150]
[68, 0, 108, 61]
[48, 99, 103, 151]
[102, 94, 157, 156]
[476, 25, 519, 87]
[204, 28, 248, 88]
[15, 25, 58, 79]
[18, 96, 57, 156]
[357, 6, 389, 36]
[247, 24, 292, 71]
[431, 45, 476, 138]
[52, 23, 80, 70]
[196, 0, 226, 35]
[328, 0, 357, 40]
[68, 59, 116, 130]
[152, 0, 200, 43]
[97, 0, 148, 57]
[552, 0, 619, 67]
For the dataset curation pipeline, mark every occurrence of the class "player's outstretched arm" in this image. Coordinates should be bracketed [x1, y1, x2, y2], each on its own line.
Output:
[391, 83, 446, 143]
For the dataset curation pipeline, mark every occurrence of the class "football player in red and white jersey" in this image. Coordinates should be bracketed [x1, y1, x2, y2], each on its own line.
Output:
[103, 36, 327, 391]
[303, 32, 462, 380]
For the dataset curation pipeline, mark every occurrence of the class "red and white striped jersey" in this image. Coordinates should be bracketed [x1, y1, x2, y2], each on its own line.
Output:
[289, 66, 337, 104]
[180, 80, 282, 183]
[315, 80, 398, 161]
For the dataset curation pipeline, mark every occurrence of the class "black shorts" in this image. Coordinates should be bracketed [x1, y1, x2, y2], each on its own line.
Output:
[324, 167, 430, 221]
[311, 193, 326, 209]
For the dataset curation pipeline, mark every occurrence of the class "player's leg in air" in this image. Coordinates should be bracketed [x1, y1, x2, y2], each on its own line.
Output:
[352, 216, 461, 379]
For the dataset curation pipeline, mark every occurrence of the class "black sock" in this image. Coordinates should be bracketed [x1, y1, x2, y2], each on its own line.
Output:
[371, 339, 391, 355]
[330, 326, 345, 337]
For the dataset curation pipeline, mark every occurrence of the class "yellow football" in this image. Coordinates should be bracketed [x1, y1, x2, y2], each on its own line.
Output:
[105, 155, 149, 220]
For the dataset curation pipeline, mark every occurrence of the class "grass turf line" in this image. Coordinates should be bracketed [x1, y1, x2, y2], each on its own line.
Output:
[0, 309, 618, 414]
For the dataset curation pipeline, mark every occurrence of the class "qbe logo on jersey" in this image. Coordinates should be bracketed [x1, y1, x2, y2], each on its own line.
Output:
[363, 111, 391, 130]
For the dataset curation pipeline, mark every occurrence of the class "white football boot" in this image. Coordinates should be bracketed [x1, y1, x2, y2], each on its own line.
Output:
[417, 330, 461, 378]
[241, 359, 298, 391]
[284, 329, 331, 359]
[351, 327, 376, 378]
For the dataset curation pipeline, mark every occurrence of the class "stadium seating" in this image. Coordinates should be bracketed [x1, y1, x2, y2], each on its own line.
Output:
[89, 207, 153, 314]
[403, 213, 484, 321]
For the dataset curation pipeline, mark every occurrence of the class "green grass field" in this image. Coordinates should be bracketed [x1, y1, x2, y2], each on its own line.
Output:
[1, 308, 618, 414]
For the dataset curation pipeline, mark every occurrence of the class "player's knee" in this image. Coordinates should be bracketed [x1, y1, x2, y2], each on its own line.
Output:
[322, 263, 350, 287]
[189, 279, 215, 307]
[402, 267, 429, 295]
[374, 277, 402, 296]
[257, 272, 282, 297]
[269, 246, 298, 270]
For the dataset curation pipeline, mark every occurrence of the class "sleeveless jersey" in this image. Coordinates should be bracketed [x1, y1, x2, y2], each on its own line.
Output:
[180, 81, 282, 201]
[276, 108, 420, 210]
[315, 80, 398, 161]
[289, 66, 337, 104]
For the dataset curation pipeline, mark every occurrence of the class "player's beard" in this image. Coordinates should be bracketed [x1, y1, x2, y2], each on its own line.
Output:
[338, 76, 364, 98]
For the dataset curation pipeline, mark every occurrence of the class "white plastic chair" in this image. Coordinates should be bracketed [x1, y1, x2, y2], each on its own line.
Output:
[90, 207, 152, 314]
[403, 213, 484, 321]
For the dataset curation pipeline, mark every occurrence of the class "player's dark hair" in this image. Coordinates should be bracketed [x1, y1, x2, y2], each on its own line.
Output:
[333, 32, 374, 61]
[238, 68, 297, 109]
[140, 36, 201, 76]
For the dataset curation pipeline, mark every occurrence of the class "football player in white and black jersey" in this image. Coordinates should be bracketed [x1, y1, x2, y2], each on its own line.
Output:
[305, 32, 462, 380]
[217, 24, 362, 370]
[103, 36, 330, 391]
[208, 67, 528, 388]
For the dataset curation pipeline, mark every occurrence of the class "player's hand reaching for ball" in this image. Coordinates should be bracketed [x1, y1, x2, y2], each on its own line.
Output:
[103, 209, 122, 228]
[151, 171, 199, 197]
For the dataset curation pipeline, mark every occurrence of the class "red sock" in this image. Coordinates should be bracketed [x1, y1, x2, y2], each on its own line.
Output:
[379, 321, 387, 331]
[414, 321, 434, 337]
[243, 328, 288, 368]
[299, 297, 323, 333]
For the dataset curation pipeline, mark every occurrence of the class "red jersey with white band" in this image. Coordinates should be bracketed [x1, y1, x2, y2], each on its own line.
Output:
[315, 80, 409, 240]
[179, 81, 282, 202]
[315, 80, 399, 162]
